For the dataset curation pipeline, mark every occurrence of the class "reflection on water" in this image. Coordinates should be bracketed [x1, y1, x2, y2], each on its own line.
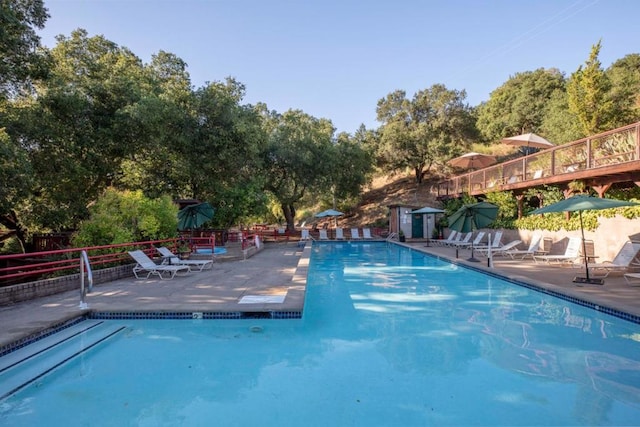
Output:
[310, 242, 640, 424]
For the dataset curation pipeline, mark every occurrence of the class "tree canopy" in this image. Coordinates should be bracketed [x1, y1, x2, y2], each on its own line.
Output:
[2, 8, 640, 251]
[376, 84, 476, 183]
[476, 68, 566, 143]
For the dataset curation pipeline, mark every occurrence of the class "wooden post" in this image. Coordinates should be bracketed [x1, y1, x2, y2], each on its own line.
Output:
[515, 194, 525, 219]
[591, 183, 612, 198]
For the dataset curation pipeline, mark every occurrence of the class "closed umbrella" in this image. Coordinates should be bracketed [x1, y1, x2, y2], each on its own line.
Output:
[447, 202, 498, 261]
[447, 152, 497, 170]
[178, 202, 215, 230]
[410, 207, 445, 246]
[531, 195, 640, 285]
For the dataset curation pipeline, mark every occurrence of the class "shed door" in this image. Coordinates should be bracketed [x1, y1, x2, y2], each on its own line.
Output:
[411, 214, 423, 238]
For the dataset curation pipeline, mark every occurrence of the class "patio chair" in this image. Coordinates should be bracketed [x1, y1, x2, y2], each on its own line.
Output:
[128, 250, 190, 279]
[432, 230, 457, 246]
[362, 228, 373, 239]
[533, 237, 582, 264]
[502, 233, 543, 259]
[319, 229, 329, 240]
[587, 241, 640, 278]
[301, 229, 312, 241]
[473, 231, 503, 253]
[156, 247, 213, 272]
[452, 231, 485, 248]
[335, 228, 344, 240]
[447, 232, 471, 247]
[351, 228, 361, 239]
[624, 272, 640, 286]
[480, 240, 523, 257]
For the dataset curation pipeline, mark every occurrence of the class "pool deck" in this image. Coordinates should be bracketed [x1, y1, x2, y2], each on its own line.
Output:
[2, 240, 640, 351]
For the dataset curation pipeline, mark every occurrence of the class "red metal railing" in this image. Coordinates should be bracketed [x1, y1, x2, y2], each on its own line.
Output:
[0, 238, 183, 284]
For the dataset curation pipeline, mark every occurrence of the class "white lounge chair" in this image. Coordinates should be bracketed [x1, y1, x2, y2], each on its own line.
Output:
[319, 229, 329, 240]
[432, 230, 457, 246]
[480, 240, 523, 257]
[624, 272, 640, 286]
[335, 228, 344, 240]
[503, 233, 543, 260]
[453, 231, 485, 248]
[298, 229, 312, 248]
[351, 228, 361, 239]
[473, 231, 503, 253]
[362, 228, 373, 239]
[587, 241, 640, 278]
[156, 247, 213, 272]
[448, 232, 471, 247]
[128, 250, 190, 279]
[533, 237, 582, 264]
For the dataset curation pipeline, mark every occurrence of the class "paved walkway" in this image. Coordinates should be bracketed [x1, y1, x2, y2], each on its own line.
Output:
[405, 241, 640, 320]
[0, 243, 309, 350]
[2, 240, 640, 352]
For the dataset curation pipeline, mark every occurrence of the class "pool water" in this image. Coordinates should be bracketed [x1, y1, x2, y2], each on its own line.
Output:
[1, 242, 640, 426]
[195, 247, 227, 255]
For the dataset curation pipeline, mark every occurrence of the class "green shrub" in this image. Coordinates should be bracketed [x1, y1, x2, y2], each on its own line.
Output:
[72, 188, 178, 247]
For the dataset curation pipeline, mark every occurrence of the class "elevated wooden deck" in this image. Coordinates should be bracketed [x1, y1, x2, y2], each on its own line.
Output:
[437, 122, 640, 198]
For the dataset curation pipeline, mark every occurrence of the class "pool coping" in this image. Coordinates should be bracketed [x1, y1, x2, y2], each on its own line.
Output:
[402, 242, 640, 325]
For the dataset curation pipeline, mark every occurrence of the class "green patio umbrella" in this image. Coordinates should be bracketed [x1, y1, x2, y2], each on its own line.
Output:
[314, 209, 344, 218]
[314, 209, 344, 227]
[530, 195, 640, 285]
[178, 202, 215, 230]
[447, 202, 498, 261]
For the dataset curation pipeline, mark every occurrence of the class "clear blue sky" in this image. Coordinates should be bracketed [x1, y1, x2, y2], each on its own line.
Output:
[37, 0, 639, 134]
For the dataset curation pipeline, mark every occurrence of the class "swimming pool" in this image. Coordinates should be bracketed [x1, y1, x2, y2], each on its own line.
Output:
[1, 242, 639, 425]
[195, 247, 227, 255]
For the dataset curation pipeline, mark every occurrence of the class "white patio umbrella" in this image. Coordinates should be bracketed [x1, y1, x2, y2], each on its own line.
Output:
[447, 152, 497, 170]
[502, 133, 554, 155]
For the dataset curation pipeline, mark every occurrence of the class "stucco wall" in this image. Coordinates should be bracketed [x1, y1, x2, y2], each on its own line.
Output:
[479, 215, 640, 260]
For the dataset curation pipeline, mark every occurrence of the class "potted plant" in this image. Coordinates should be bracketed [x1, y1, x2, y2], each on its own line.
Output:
[177, 242, 191, 259]
[432, 228, 440, 239]
[398, 230, 406, 242]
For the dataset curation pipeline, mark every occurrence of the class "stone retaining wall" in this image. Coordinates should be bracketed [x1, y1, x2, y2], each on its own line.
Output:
[0, 265, 133, 307]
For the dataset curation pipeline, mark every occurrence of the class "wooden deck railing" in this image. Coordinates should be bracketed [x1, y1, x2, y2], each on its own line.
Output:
[437, 122, 640, 197]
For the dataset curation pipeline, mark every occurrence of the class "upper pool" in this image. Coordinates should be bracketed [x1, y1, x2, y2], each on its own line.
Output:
[194, 246, 227, 255]
[1, 242, 639, 425]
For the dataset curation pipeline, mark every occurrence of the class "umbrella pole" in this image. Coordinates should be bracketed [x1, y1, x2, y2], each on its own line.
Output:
[468, 228, 479, 262]
[573, 211, 603, 285]
[580, 211, 589, 281]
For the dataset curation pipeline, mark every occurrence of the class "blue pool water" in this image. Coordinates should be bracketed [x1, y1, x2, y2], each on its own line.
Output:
[1, 242, 640, 426]
[195, 247, 227, 255]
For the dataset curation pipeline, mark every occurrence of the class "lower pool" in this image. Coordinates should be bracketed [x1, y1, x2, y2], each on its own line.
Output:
[1, 242, 640, 425]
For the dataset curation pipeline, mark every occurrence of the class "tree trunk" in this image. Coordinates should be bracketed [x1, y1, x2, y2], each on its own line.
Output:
[414, 166, 424, 184]
[281, 203, 296, 232]
[0, 210, 28, 253]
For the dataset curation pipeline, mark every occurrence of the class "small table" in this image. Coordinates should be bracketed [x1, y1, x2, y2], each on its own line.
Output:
[159, 255, 176, 265]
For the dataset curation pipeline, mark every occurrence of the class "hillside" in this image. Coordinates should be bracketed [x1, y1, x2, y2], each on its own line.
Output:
[337, 173, 444, 228]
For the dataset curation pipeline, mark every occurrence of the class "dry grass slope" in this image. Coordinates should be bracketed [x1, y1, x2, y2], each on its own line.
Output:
[338, 173, 444, 227]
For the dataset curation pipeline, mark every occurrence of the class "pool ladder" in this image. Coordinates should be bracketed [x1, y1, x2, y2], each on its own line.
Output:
[79, 250, 93, 309]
